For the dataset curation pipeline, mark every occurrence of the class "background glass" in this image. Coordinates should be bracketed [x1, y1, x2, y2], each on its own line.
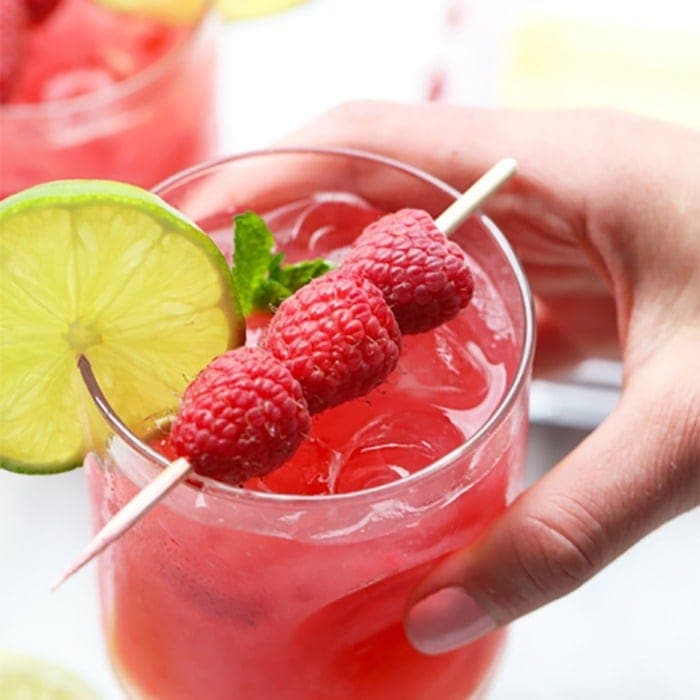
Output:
[0, 11, 218, 198]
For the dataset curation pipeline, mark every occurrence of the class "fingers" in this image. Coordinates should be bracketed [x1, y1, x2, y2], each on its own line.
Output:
[278, 101, 614, 206]
[403, 344, 700, 655]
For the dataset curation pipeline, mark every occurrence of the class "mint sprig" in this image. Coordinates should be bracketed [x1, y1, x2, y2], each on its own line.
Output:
[232, 212, 334, 314]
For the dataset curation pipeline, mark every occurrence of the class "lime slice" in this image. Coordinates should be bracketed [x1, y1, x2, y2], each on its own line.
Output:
[0, 180, 243, 474]
[0, 652, 100, 699]
[93, 0, 207, 24]
[215, 0, 308, 19]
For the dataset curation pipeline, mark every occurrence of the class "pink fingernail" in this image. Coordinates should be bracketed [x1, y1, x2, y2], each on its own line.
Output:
[404, 586, 496, 655]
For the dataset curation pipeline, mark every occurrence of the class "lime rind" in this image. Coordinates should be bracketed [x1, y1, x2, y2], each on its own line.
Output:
[0, 651, 101, 700]
[0, 180, 244, 475]
[91, 0, 207, 25]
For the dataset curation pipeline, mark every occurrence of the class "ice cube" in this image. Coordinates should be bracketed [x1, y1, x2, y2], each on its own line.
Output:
[263, 193, 382, 262]
[40, 67, 115, 101]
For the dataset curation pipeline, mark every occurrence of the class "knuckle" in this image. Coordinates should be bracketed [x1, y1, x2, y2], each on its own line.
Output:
[592, 106, 628, 130]
[322, 100, 393, 140]
[512, 495, 609, 599]
[331, 99, 387, 122]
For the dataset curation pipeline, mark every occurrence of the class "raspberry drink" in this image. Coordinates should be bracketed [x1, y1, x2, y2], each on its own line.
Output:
[0, 0, 215, 198]
[88, 150, 533, 699]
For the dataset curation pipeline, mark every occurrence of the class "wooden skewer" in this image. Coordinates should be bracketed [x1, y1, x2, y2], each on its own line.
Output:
[50, 356, 193, 591]
[436, 157, 517, 236]
[51, 158, 517, 590]
[50, 457, 191, 591]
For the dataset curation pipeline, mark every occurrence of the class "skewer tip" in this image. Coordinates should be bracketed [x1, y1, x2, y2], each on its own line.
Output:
[51, 519, 121, 591]
[50, 456, 192, 590]
[50, 553, 89, 591]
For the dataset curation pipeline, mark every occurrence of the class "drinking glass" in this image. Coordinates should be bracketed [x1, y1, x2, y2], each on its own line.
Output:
[87, 148, 534, 699]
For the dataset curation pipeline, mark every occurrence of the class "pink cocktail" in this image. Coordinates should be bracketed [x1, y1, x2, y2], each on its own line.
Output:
[88, 149, 534, 699]
[0, 0, 216, 198]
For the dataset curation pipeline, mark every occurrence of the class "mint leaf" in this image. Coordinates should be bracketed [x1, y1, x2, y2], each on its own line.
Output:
[232, 212, 335, 314]
[233, 212, 275, 315]
[272, 258, 334, 294]
[252, 279, 292, 311]
[257, 258, 335, 310]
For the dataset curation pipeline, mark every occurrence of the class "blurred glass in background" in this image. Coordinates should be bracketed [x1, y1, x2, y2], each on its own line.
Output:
[0, 0, 217, 197]
[429, 0, 700, 130]
[427, 0, 700, 427]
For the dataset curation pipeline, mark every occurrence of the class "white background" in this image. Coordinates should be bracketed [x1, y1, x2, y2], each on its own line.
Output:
[2, 1, 699, 698]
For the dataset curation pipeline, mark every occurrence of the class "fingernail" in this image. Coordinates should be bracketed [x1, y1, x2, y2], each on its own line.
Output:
[404, 586, 496, 655]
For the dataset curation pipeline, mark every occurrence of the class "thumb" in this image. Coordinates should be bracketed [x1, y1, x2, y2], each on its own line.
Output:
[404, 357, 699, 655]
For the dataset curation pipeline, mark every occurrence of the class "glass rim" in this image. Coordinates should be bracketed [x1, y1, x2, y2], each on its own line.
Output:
[145, 146, 535, 507]
[0, 7, 213, 121]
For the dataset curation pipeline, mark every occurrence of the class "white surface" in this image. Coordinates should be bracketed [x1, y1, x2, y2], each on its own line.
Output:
[1, 469, 113, 697]
[2, 2, 699, 698]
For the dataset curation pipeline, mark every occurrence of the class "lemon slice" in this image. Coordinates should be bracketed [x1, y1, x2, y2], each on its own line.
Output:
[0, 652, 100, 699]
[0, 180, 243, 474]
[93, 0, 208, 24]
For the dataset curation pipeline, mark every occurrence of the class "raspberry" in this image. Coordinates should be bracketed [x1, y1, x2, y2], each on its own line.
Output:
[265, 271, 401, 414]
[170, 347, 311, 485]
[343, 209, 474, 334]
[0, 0, 29, 102]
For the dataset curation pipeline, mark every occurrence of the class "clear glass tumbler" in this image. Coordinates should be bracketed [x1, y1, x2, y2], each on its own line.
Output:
[87, 148, 534, 699]
[0, 11, 218, 199]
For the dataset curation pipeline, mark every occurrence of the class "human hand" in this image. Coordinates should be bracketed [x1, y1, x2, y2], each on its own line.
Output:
[276, 103, 700, 653]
